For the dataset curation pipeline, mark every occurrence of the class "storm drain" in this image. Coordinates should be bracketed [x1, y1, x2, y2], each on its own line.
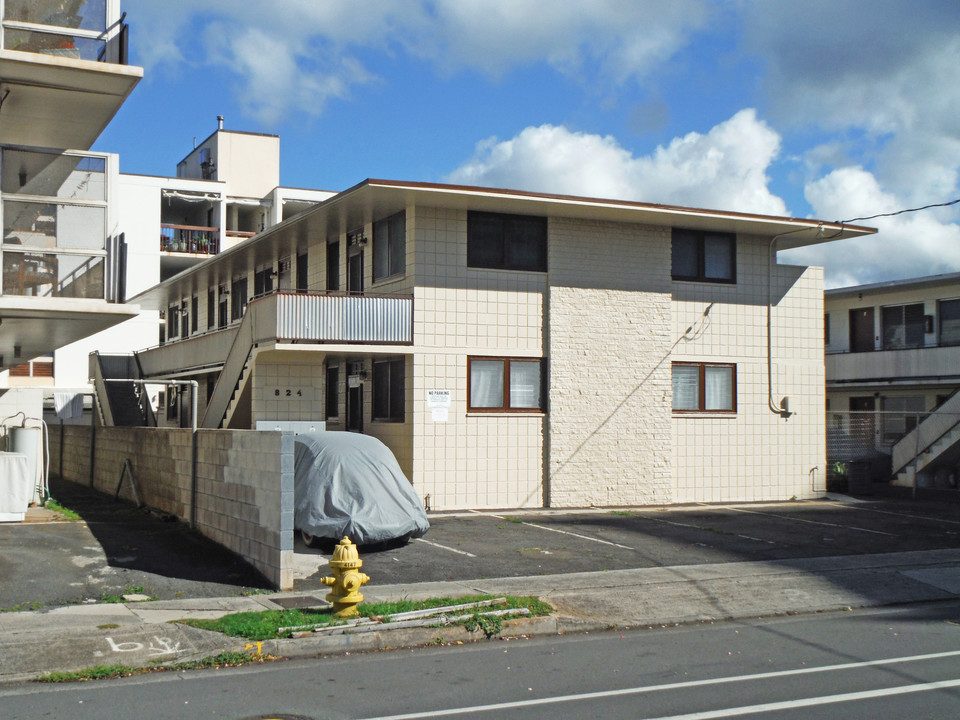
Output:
[269, 594, 330, 610]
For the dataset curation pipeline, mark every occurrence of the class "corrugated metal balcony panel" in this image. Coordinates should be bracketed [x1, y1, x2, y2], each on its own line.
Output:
[276, 294, 412, 343]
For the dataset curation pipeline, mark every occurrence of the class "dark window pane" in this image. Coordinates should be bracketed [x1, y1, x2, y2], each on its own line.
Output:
[671, 231, 699, 279]
[325, 366, 339, 419]
[940, 299, 960, 346]
[703, 234, 734, 281]
[506, 216, 547, 271]
[373, 220, 390, 280]
[326, 242, 339, 290]
[389, 358, 405, 419]
[373, 361, 390, 419]
[467, 213, 505, 268]
[389, 213, 406, 276]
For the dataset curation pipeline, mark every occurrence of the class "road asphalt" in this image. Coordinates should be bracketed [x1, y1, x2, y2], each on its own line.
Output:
[2, 490, 960, 685]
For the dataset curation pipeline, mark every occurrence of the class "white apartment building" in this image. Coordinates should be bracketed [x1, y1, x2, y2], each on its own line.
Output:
[0, 0, 140, 432]
[100, 180, 875, 509]
[825, 273, 960, 490]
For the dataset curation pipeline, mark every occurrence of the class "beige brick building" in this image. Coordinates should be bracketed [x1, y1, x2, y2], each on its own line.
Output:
[102, 180, 875, 510]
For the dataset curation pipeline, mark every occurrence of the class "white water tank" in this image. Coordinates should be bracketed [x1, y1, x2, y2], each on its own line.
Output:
[9, 427, 41, 503]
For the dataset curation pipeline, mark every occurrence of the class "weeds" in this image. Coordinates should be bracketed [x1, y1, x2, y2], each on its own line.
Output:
[37, 651, 275, 683]
[99, 586, 155, 604]
[0, 600, 41, 613]
[44, 498, 80, 521]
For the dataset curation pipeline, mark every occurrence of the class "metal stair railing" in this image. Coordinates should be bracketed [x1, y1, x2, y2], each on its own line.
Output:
[892, 388, 960, 475]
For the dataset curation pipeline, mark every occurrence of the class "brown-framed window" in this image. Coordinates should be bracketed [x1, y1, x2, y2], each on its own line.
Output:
[467, 211, 547, 272]
[468, 356, 545, 412]
[372, 357, 405, 421]
[373, 211, 405, 282]
[672, 362, 736, 413]
[671, 228, 736, 283]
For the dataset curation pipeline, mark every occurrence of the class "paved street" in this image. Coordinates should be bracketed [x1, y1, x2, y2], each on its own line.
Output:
[4, 601, 960, 718]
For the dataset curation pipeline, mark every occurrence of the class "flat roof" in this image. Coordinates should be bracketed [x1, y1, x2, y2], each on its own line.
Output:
[826, 271, 960, 298]
[131, 178, 877, 309]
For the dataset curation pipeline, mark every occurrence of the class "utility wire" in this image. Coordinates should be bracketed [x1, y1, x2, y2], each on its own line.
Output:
[840, 198, 960, 224]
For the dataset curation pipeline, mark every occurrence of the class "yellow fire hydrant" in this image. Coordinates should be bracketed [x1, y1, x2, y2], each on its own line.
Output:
[320, 536, 370, 618]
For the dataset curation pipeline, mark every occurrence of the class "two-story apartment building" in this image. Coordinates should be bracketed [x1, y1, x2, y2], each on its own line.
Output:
[1, 1, 141, 439]
[103, 180, 874, 510]
[825, 273, 960, 490]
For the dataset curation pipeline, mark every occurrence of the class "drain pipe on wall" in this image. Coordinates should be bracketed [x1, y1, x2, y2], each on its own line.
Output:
[100, 379, 199, 527]
[767, 227, 819, 418]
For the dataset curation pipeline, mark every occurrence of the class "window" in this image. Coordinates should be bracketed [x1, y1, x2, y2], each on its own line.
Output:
[467, 212, 547, 272]
[373, 212, 405, 281]
[882, 396, 925, 443]
[167, 304, 179, 338]
[881, 303, 924, 349]
[671, 228, 736, 283]
[207, 289, 215, 329]
[326, 241, 340, 291]
[372, 357, 404, 421]
[230, 276, 248, 321]
[296, 250, 308, 291]
[254, 266, 274, 296]
[940, 299, 960, 346]
[218, 287, 228, 328]
[325, 364, 339, 419]
[190, 296, 198, 335]
[468, 357, 545, 412]
[824, 313, 830, 345]
[672, 363, 736, 412]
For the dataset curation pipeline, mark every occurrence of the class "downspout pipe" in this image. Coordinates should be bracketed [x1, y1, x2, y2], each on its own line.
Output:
[99, 379, 199, 528]
[767, 226, 824, 418]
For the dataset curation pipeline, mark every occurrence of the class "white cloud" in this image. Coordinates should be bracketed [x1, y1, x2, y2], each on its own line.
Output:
[779, 167, 960, 288]
[125, 0, 711, 123]
[448, 109, 788, 215]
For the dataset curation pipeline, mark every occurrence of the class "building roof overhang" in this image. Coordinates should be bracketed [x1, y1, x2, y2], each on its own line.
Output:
[826, 270, 960, 299]
[0, 49, 142, 149]
[130, 179, 877, 309]
[0, 297, 139, 369]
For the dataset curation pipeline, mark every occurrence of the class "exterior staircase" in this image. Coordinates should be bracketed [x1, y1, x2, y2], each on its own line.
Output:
[891, 389, 960, 486]
[90, 352, 156, 427]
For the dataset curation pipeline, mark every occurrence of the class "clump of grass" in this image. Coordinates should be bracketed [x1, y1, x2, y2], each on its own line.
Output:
[0, 600, 41, 613]
[99, 585, 155, 604]
[44, 498, 80, 521]
[37, 651, 274, 683]
[180, 595, 552, 641]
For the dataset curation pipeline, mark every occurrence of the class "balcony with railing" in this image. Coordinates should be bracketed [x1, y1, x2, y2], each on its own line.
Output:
[2, 0, 129, 64]
[160, 224, 219, 255]
[827, 343, 960, 385]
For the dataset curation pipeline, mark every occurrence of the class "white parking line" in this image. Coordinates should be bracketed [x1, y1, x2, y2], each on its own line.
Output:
[843, 505, 960, 526]
[485, 513, 635, 550]
[414, 538, 477, 557]
[724, 507, 896, 536]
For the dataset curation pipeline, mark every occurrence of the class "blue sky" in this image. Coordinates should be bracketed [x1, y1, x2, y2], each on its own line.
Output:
[96, 1, 960, 288]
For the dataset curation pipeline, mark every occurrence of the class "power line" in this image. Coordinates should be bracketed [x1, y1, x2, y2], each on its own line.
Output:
[841, 198, 960, 224]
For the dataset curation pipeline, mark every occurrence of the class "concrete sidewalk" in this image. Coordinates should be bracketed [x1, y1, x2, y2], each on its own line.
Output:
[3, 547, 960, 685]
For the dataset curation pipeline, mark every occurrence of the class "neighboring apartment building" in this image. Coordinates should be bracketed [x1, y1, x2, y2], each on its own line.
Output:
[97, 180, 874, 510]
[825, 273, 960, 489]
[9, 120, 334, 399]
[0, 1, 141, 428]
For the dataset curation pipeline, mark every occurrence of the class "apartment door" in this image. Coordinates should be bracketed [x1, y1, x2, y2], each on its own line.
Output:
[849, 308, 875, 353]
[850, 396, 876, 449]
[347, 383, 363, 432]
[347, 248, 363, 295]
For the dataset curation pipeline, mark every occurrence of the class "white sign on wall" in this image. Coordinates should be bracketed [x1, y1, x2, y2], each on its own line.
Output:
[426, 390, 451, 408]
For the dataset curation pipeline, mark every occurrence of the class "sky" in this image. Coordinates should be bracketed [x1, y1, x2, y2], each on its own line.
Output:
[96, 0, 960, 289]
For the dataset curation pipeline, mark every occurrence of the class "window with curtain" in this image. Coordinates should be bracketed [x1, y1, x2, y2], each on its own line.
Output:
[467, 211, 547, 272]
[671, 228, 736, 283]
[939, 299, 960, 346]
[373, 212, 405, 282]
[672, 362, 736, 413]
[882, 303, 924, 349]
[468, 357, 545, 412]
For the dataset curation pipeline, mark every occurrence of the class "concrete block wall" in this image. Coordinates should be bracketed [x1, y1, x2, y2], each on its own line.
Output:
[547, 218, 674, 506]
[49, 427, 295, 589]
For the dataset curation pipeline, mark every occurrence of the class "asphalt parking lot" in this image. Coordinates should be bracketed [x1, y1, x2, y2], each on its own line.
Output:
[2, 477, 959, 610]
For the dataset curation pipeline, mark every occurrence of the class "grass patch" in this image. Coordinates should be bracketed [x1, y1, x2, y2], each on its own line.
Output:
[0, 600, 41, 613]
[99, 586, 156, 604]
[610, 510, 637, 517]
[180, 595, 552, 641]
[44, 498, 81, 521]
[36, 651, 274, 683]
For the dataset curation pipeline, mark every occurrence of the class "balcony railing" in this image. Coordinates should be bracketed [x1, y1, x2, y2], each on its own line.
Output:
[2, 2, 129, 64]
[160, 224, 219, 255]
[827, 345, 960, 384]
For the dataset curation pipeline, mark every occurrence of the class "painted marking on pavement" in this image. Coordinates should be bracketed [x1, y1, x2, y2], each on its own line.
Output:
[414, 538, 476, 557]
[486, 513, 634, 550]
[356, 649, 960, 719]
[724, 506, 896, 536]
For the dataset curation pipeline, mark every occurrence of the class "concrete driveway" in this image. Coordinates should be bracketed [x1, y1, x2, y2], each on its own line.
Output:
[2, 477, 959, 611]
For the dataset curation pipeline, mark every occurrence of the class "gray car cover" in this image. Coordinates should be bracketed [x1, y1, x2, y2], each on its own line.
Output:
[293, 432, 429, 545]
